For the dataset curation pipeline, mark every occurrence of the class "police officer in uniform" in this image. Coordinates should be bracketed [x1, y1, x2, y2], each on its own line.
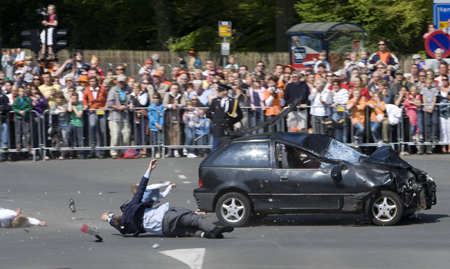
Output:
[206, 85, 243, 150]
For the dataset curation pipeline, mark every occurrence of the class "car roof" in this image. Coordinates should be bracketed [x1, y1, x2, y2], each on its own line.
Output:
[233, 132, 333, 156]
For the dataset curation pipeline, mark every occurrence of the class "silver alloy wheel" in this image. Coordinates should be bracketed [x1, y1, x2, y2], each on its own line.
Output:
[372, 196, 398, 222]
[220, 197, 246, 223]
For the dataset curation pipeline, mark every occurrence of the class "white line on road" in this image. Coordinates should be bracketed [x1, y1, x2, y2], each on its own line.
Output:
[160, 248, 205, 269]
[174, 169, 180, 173]
[178, 175, 187, 179]
[183, 181, 191, 184]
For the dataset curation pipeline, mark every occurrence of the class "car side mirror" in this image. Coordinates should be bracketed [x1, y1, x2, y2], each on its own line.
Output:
[331, 164, 342, 183]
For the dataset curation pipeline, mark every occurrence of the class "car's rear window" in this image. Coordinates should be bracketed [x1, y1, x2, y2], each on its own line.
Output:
[205, 142, 271, 168]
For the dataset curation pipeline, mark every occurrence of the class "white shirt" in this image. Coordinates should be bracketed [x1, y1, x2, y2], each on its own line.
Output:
[0, 207, 40, 228]
[142, 203, 170, 234]
[309, 88, 331, 116]
[90, 86, 99, 100]
[220, 97, 229, 112]
[332, 88, 350, 105]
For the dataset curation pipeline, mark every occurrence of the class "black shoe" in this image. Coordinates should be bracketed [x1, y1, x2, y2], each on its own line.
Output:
[69, 199, 76, 213]
[213, 226, 234, 236]
[426, 151, 433, 155]
[203, 232, 217, 239]
[98, 154, 105, 159]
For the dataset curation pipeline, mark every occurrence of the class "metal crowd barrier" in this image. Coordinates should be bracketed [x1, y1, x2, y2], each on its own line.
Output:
[2, 103, 450, 161]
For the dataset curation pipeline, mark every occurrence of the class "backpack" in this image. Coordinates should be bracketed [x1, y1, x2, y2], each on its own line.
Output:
[123, 149, 138, 159]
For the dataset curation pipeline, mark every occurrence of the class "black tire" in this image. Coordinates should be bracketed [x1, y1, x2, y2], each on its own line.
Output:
[367, 190, 404, 226]
[215, 192, 252, 227]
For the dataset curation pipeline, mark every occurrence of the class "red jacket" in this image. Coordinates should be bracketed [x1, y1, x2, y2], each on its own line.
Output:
[83, 86, 107, 109]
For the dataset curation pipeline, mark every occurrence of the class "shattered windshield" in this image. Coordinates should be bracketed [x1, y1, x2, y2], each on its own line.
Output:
[324, 139, 364, 163]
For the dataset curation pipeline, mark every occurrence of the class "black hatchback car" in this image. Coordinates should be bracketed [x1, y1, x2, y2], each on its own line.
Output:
[194, 132, 437, 227]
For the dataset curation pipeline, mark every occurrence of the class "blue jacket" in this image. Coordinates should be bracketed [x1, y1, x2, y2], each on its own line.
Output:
[148, 103, 164, 132]
[195, 118, 210, 136]
[109, 172, 154, 236]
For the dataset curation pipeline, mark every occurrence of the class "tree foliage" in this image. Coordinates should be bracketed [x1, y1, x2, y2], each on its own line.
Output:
[0, 0, 431, 53]
[295, 0, 432, 54]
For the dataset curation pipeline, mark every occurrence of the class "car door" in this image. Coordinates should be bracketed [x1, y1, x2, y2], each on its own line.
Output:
[271, 142, 356, 212]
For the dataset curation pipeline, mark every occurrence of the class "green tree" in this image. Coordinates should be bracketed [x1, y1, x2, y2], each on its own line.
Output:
[294, 0, 432, 54]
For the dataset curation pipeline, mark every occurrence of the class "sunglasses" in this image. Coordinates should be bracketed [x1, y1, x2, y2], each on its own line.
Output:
[34, 78, 40, 80]
[257, 64, 264, 67]
[378, 43, 386, 46]
[443, 79, 449, 81]
[142, 82, 149, 84]
[153, 97, 160, 99]
[116, 68, 124, 71]
[327, 75, 333, 77]
[419, 75, 426, 77]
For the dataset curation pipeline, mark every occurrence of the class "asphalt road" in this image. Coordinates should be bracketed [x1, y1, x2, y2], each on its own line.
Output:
[1, 155, 449, 269]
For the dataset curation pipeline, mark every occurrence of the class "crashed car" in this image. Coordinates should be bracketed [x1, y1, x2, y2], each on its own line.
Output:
[193, 132, 437, 227]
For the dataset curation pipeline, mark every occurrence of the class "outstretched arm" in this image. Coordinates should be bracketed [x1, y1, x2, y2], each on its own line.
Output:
[129, 159, 158, 205]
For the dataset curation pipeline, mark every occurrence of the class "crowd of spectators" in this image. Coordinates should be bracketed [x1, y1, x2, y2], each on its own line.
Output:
[1, 40, 450, 161]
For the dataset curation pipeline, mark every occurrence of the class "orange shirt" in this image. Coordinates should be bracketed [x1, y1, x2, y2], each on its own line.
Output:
[347, 98, 367, 125]
[264, 89, 284, 116]
[379, 52, 389, 64]
[367, 100, 385, 122]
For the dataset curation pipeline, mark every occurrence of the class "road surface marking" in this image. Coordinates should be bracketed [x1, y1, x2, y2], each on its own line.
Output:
[178, 175, 187, 179]
[160, 248, 205, 269]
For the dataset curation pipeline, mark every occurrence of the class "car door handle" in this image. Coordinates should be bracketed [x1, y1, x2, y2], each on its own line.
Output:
[280, 176, 288, 181]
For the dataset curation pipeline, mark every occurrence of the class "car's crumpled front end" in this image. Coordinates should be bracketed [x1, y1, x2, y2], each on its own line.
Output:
[358, 147, 437, 211]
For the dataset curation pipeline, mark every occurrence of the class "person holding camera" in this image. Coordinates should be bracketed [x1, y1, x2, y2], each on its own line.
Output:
[39, 5, 58, 60]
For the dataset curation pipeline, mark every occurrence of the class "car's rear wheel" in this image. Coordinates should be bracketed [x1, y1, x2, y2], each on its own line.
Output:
[216, 192, 251, 227]
[368, 190, 403, 226]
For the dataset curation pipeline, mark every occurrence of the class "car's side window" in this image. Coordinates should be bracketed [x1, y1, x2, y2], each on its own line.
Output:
[209, 142, 270, 168]
[276, 143, 322, 169]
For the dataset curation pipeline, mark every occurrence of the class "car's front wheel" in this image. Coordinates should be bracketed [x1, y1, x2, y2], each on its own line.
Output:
[216, 192, 252, 227]
[368, 190, 404, 226]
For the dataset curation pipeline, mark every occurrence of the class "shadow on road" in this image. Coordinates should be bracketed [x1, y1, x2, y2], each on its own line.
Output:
[212, 213, 449, 227]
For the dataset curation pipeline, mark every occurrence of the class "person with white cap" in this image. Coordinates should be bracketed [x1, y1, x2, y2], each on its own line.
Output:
[412, 55, 426, 70]
[107, 74, 132, 159]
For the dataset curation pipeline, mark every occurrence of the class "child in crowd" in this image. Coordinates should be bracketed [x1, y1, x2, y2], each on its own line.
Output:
[12, 87, 32, 150]
[420, 78, 438, 146]
[195, 109, 210, 157]
[68, 93, 84, 159]
[368, 92, 386, 147]
[39, 4, 58, 60]
[148, 92, 164, 158]
[314, 51, 330, 73]
[404, 85, 423, 143]
[183, 101, 199, 158]
[346, 89, 367, 147]
[359, 51, 368, 65]
[49, 92, 69, 158]
[377, 80, 393, 104]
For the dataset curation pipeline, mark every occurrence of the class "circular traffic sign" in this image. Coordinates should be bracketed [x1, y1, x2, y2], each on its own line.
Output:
[425, 30, 450, 58]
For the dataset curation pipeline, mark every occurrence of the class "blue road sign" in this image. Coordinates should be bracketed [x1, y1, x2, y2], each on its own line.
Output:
[425, 30, 450, 58]
[434, 0, 450, 30]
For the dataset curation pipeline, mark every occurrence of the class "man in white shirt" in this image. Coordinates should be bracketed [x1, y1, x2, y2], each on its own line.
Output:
[0, 207, 46, 228]
[102, 159, 234, 239]
[308, 78, 332, 134]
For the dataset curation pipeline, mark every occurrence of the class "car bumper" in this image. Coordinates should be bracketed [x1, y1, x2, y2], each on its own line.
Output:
[193, 188, 216, 212]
